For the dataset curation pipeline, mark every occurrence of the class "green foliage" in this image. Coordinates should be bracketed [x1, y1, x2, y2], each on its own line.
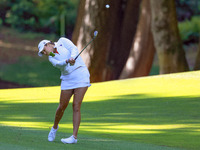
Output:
[0, 0, 12, 25]
[2, 0, 79, 36]
[35, 0, 79, 35]
[0, 18, 2, 26]
[6, 0, 38, 31]
[176, 0, 200, 15]
[178, 16, 200, 43]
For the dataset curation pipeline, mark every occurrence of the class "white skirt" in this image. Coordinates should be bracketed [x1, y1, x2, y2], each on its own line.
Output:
[61, 66, 91, 90]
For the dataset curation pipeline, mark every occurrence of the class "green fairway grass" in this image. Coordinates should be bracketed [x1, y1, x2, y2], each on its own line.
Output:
[1, 71, 200, 150]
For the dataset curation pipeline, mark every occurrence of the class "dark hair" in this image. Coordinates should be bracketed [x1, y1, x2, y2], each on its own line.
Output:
[45, 41, 55, 46]
[49, 41, 55, 45]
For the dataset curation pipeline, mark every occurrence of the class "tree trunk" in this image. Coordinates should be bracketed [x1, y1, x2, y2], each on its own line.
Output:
[194, 41, 200, 70]
[72, 0, 142, 82]
[150, 0, 189, 74]
[106, 0, 142, 80]
[72, 0, 112, 81]
[72, 0, 86, 44]
[120, 0, 155, 79]
[72, 0, 94, 67]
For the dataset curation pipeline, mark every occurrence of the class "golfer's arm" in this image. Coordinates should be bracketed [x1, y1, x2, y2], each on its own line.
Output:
[60, 38, 79, 59]
[70, 47, 79, 59]
[49, 57, 67, 68]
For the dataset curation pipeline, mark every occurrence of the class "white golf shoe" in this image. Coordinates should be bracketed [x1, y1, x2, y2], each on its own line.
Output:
[61, 135, 77, 144]
[48, 126, 58, 142]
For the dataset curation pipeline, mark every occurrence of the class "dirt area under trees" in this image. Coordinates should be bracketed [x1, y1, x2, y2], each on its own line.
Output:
[0, 27, 40, 89]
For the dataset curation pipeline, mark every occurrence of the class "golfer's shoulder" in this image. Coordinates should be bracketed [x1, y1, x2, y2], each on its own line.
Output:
[58, 37, 76, 49]
[58, 37, 72, 44]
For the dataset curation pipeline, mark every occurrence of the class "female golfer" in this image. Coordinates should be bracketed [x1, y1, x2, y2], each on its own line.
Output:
[38, 38, 91, 144]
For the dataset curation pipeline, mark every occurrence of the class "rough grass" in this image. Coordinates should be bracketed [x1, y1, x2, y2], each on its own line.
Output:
[0, 56, 61, 87]
[1, 71, 200, 149]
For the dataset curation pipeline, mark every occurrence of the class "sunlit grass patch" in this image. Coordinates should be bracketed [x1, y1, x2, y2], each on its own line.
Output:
[1, 71, 200, 103]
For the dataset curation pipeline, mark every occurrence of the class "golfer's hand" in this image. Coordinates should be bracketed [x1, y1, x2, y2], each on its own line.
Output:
[68, 57, 75, 66]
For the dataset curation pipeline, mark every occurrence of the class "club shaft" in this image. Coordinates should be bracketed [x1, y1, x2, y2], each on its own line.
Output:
[74, 37, 96, 60]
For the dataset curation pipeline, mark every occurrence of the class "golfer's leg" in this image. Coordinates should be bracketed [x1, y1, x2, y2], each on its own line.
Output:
[53, 90, 73, 129]
[72, 87, 88, 138]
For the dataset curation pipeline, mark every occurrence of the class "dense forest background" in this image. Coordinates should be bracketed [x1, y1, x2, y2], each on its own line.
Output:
[0, 0, 199, 39]
[0, 0, 200, 87]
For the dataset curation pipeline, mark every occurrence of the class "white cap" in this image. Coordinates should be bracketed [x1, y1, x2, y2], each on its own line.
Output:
[38, 40, 50, 57]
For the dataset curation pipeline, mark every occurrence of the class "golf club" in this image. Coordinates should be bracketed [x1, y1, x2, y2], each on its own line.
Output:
[74, 31, 98, 60]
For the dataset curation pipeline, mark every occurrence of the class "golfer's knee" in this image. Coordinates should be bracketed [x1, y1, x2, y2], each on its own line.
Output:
[73, 103, 80, 112]
[58, 104, 66, 112]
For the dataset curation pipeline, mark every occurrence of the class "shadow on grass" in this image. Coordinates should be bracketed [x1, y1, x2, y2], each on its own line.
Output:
[1, 94, 200, 149]
[0, 125, 182, 150]
[0, 56, 61, 87]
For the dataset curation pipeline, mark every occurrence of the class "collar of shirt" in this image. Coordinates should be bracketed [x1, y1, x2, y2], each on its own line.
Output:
[54, 42, 63, 49]
[54, 42, 58, 48]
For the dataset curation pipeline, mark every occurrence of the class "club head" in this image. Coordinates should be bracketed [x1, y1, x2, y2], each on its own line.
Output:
[94, 31, 98, 37]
